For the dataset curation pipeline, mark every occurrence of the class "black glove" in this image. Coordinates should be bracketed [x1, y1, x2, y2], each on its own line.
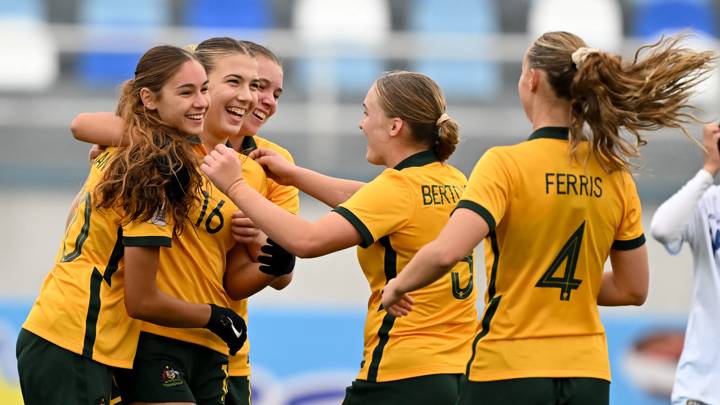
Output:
[204, 304, 247, 356]
[258, 238, 296, 276]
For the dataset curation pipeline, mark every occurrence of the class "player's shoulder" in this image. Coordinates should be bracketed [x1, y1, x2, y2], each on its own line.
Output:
[253, 135, 294, 161]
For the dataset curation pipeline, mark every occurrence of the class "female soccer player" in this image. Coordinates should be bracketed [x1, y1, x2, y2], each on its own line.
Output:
[381, 32, 715, 405]
[651, 122, 720, 405]
[70, 38, 295, 405]
[224, 41, 300, 405]
[201, 71, 479, 405]
[17, 45, 247, 405]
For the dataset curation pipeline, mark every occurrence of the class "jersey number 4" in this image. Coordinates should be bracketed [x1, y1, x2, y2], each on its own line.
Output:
[535, 221, 585, 301]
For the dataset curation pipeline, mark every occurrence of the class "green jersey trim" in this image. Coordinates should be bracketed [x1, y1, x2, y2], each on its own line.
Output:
[333, 206, 374, 248]
[394, 150, 439, 171]
[528, 127, 569, 141]
[123, 236, 172, 248]
[455, 200, 497, 231]
[612, 234, 646, 250]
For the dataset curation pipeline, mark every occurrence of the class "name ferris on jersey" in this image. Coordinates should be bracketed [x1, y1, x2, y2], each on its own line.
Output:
[545, 172, 603, 198]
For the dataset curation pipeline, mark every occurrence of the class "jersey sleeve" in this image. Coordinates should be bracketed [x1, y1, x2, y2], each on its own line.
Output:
[122, 209, 173, 248]
[612, 172, 646, 250]
[455, 149, 511, 231]
[333, 170, 413, 248]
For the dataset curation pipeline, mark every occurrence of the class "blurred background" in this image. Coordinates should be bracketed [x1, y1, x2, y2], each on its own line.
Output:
[0, 0, 718, 403]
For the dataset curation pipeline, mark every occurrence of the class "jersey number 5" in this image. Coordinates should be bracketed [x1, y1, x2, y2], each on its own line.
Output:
[535, 221, 585, 301]
[451, 255, 474, 300]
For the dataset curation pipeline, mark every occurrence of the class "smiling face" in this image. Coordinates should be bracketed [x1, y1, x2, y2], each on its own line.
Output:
[239, 55, 283, 136]
[359, 84, 393, 165]
[147, 59, 209, 135]
[204, 53, 259, 139]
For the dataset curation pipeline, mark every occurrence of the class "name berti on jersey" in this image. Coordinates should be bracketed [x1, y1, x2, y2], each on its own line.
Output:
[421, 184, 464, 206]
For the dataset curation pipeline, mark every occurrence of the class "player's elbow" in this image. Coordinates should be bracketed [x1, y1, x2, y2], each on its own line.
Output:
[270, 274, 292, 290]
[70, 114, 89, 141]
[649, 216, 679, 246]
[627, 287, 648, 306]
[125, 295, 154, 320]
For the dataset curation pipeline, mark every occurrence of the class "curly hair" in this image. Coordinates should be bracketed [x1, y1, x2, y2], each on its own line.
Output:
[94, 45, 204, 234]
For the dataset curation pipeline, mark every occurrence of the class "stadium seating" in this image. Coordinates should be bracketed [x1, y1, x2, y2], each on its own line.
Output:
[0, 0, 58, 91]
[292, 0, 391, 97]
[631, 0, 719, 108]
[408, 0, 501, 102]
[76, 0, 171, 86]
[633, 0, 715, 37]
[183, 0, 271, 30]
[528, 0, 623, 52]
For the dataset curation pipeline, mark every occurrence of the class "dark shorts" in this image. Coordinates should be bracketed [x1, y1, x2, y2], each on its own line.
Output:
[16, 328, 113, 405]
[114, 332, 229, 405]
[342, 374, 461, 405]
[458, 377, 610, 405]
[225, 376, 251, 405]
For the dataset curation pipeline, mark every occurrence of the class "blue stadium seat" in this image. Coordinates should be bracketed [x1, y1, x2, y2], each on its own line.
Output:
[292, 0, 391, 97]
[632, 0, 715, 37]
[631, 0, 719, 107]
[408, 0, 501, 102]
[183, 0, 272, 30]
[76, 0, 170, 87]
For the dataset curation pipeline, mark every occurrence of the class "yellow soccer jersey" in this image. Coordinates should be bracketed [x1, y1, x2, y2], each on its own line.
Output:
[334, 150, 478, 383]
[457, 127, 645, 382]
[141, 151, 269, 354]
[237, 135, 299, 214]
[23, 148, 173, 369]
[228, 135, 300, 377]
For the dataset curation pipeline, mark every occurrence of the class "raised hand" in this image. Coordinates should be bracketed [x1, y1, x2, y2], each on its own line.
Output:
[702, 123, 720, 176]
[249, 147, 297, 185]
[201, 144, 246, 195]
[258, 238, 296, 276]
[204, 304, 247, 355]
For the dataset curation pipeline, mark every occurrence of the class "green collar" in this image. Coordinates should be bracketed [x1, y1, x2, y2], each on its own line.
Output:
[528, 127, 569, 141]
[394, 150, 439, 170]
[226, 136, 258, 155]
[186, 135, 202, 144]
[240, 135, 258, 154]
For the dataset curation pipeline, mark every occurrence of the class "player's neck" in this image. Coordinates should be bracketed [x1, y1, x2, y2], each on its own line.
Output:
[530, 99, 571, 131]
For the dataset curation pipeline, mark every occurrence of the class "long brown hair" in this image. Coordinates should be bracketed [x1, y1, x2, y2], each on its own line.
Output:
[374, 71, 459, 161]
[94, 45, 204, 234]
[528, 31, 716, 172]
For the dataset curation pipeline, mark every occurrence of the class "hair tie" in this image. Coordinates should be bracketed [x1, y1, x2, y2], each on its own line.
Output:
[571, 47, 600, 68]
[184, 44, 198, 53]
[436, 112, 450, 127]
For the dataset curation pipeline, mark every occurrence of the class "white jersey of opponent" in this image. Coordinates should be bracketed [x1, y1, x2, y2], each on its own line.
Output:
[650, 169, 720, 405]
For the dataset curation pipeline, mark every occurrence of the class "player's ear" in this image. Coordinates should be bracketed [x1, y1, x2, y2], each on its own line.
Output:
[529, 69, 540, 92]
[388, 117, 403, 137]
[140, 88, 158, 110]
